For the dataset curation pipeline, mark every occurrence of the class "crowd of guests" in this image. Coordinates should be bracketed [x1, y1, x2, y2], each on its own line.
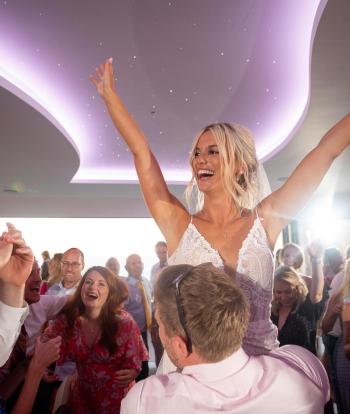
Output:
[0, 222, 349, 413]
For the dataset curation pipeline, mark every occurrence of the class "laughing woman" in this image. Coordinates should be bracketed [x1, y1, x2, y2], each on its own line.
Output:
[43, 266, 148, 414]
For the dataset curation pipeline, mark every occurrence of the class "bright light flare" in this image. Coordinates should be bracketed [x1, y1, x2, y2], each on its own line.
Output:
[303, 206, 344, 245]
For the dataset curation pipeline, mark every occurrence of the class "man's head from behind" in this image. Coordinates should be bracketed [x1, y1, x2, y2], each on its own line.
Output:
[154, 263, 249, 368]
[61, 248, 84, 288]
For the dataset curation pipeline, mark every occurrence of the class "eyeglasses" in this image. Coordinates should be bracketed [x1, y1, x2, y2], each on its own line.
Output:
[169, 271, 192, 354]
[61, 261, 82, 268]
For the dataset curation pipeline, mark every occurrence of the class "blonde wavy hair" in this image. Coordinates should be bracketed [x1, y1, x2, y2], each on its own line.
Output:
[185, 122, 259, 213]
[47, 253, 63, 287]
[272, 266, 309, 315]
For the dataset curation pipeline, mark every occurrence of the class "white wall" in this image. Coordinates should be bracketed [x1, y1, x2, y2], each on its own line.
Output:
[1, 218, 164, 280]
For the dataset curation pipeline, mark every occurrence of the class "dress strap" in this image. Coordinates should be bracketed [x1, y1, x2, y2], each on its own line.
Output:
[255, 205, 263, 221]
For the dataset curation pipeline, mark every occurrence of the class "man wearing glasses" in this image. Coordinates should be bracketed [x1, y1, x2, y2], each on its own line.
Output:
[47, 248, 84, 297]
[121, 263, 329, 414]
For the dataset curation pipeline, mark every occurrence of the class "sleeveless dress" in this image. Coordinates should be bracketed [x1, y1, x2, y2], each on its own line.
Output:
[157, 213, 279, 374]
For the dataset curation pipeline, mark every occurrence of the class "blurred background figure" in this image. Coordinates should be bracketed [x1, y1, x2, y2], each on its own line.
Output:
[274, 248, 282, 270]
[124, 254, 152, 381]
[323, 247, 344, 294]
[149, 242, 167, 368]
[322, 259, 350, 414]
[272, 266, 312, 351]
[150, 241, 168, 289]
[105, 257, 120, 276]
[279, 241, 325, 354]
[40, 250, 50, 281]
[280, 241, 324, 304]
[40, 253, 63, 295]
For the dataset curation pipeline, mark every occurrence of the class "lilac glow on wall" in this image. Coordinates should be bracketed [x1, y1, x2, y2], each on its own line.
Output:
[0, 0, 327, 184]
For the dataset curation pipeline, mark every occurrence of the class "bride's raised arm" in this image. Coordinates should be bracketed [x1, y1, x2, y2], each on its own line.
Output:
[262, 113, 350, 243]
[91, 59, 188, 243]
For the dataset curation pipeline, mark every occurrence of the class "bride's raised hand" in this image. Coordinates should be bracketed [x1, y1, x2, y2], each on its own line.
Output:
[90, 58, 115, 100]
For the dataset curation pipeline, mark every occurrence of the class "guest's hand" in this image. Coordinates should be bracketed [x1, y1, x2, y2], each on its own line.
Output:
[30, 336, 62, 378]
[114, 368, 138, 387]
[0, 223, 34, 287]
[306, 239, 323, 262]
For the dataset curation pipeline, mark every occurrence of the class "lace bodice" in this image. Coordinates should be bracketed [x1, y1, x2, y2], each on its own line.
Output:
[158, 215, 279, 374]
[169, 217, 273, 290]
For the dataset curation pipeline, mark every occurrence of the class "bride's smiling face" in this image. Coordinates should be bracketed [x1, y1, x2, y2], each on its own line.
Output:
[191, 131, 223, 192]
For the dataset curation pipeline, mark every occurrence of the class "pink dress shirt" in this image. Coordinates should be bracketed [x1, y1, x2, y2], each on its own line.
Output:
[121, 345, 329, 414]
[25, 294, 67, 355]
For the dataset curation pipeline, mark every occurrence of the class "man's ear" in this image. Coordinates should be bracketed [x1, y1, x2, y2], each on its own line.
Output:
[172, 335, 190, 359]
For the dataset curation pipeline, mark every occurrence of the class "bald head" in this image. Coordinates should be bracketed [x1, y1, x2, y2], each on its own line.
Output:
[125, 254, 143, 279]
[63, 248, 84, 266]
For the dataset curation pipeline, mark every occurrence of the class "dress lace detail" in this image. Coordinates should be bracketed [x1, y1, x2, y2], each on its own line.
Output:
[163, 216, 278, 364]
[168, 222, 224, 269]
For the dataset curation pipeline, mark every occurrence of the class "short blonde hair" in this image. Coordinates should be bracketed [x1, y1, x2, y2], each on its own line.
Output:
[272, 266, 308, 315]
[185, 123, 259, 212]
[154, 263, 249, 362]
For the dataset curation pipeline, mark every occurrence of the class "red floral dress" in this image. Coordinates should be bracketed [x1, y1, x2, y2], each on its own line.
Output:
[45, 310, 148, 414]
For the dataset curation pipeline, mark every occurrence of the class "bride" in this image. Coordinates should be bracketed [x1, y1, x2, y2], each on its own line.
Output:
[91, 58, 350, 371]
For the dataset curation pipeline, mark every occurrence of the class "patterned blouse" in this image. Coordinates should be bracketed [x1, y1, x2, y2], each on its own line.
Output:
[45, 310, 148, 414]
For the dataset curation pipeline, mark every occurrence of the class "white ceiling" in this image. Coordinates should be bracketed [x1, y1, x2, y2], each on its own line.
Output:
[0, 0, 349, 218]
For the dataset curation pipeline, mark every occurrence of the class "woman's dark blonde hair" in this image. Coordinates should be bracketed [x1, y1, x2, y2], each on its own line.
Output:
[272, 266, 308, 315]
[185, 122, 259, 212]
[58, 266, 128, 354]
[47, 253, 63, 287]
[154, 263, 249, 362]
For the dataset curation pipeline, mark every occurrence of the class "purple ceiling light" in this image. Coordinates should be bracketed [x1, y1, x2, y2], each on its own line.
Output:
[0, 0, 328, 184]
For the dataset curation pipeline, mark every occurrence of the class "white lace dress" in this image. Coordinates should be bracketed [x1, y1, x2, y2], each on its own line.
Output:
[157, 215, 279, 374]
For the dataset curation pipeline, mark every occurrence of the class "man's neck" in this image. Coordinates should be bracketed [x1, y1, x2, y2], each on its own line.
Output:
[177, 351, 207, 369]
[62, 278, 80, 289]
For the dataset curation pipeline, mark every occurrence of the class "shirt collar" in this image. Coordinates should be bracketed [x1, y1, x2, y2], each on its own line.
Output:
[127, 275, 143, 285]
[182, 348, 249, 382]
[59, 280, 79, 290]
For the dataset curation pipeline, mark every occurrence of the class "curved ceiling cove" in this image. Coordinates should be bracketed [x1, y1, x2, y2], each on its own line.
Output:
[0, 0, 327, 184]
